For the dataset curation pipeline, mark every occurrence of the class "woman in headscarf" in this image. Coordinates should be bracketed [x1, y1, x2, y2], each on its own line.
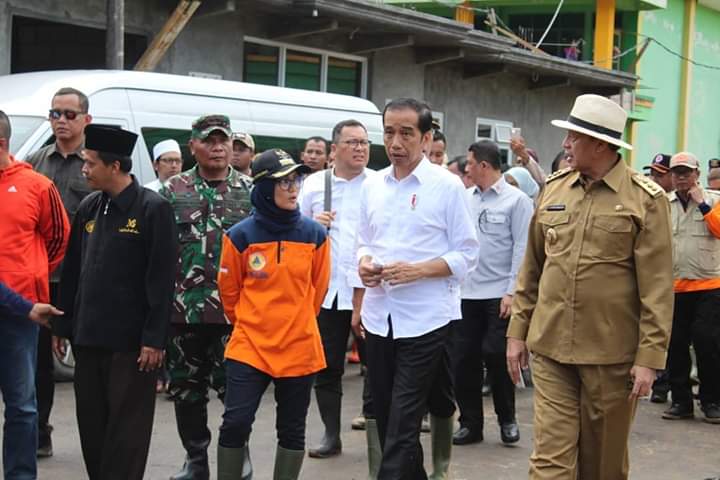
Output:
[505, 166, 540, 200]
[216, 149, 330, 480]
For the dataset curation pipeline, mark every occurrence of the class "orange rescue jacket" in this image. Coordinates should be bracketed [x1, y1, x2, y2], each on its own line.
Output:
[218, 215, 330, 377]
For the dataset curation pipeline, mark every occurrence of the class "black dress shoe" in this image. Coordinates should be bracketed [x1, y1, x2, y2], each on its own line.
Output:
[701, 403, 720, 424]
[662, 402, 694, 420]
[500, 421, 520, 444]
[452, 426, 483, 445]
[650, 390, 668, 404]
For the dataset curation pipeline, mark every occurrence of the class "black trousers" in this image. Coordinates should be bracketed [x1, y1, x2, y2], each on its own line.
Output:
[366, 319, 454, 480]
[35, 283, 57, 446]
[219, 360, 314, 450]
[315, 300, 352, 396]
[668, 289, 720, 406]
[74, 346, 157, 480]
[452, 299, 515, 429]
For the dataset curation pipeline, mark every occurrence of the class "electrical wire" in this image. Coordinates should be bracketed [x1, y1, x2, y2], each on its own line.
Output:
[535, 0, 564, 49]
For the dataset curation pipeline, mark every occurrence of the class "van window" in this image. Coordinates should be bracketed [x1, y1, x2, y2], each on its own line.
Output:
[8, 116, 45, 154]
[369, 144, 390, 171]
[140, 127, 194, 171]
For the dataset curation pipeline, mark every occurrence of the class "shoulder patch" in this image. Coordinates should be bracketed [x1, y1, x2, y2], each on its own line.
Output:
[545, 167, 574, 184]
[631, 174, 664, 198]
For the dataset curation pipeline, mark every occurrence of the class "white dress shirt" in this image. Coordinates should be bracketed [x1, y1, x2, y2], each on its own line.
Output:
[299, 167, 377, 310]
[356, 157, 479, 339]
[144, 178, 163, 192]
[461, 176, 534, 300]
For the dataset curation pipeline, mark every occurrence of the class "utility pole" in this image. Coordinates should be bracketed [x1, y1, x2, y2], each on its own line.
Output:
[106, 0, 124, 69]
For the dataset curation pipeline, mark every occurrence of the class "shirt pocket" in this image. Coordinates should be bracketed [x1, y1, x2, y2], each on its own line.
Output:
[586, 214, 634, 261]
[479, 211, 508, 236]
[176, 208, 204, 244]
[67, 179, 92, 215]
[222, 198, 252, 230]
[538, 212, 571, 257]
[692, 211, 710, 237]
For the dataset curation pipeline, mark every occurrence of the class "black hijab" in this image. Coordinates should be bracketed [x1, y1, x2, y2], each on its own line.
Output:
[250, 178, 301, 234]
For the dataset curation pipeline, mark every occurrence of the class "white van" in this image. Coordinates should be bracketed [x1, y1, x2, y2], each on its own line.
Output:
[0, 69, 388, 183]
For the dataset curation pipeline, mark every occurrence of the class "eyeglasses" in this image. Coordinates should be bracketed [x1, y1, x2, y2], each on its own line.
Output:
[158, 157, 183, 166]
[340, 139, 371, 149]
[277, 175, 304, 191]
[49, 109, 85, 120]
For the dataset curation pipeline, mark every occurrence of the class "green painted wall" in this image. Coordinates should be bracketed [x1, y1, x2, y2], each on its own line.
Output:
[688, 4, 720, 167]
[633, 0, 685, 167]
[634, 0, 720, 172]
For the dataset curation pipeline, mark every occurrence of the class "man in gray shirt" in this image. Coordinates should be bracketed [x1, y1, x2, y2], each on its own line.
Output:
[25, 86, 93, 457]
[451, 140, 533, 447]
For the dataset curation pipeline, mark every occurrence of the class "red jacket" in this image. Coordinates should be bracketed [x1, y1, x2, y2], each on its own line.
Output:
[0, 157, 69, 303]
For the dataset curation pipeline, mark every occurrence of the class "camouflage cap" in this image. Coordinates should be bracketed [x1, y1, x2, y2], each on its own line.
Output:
[191, 114, 232, 140]
[233, 132, 255, 151]
[251, 149, 311, 183]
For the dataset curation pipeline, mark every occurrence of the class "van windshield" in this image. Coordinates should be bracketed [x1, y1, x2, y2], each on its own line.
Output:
[8, 116, 45, 155]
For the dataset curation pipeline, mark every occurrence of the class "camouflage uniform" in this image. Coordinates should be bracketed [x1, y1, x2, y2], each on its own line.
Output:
[162, 165, 252, 405]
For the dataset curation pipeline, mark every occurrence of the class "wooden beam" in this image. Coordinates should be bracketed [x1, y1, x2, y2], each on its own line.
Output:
[269, 20, 339, 41]
[348, 34, 414, 54]
[483, 21, 549, 56]
[134, 0, 201, 72]
[415, 47, 464, 66]
[463, 63, 506, 79]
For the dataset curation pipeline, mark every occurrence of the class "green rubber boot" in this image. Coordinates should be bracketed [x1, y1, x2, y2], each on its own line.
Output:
[365, 419, 382, 480]
[429, 415, 453, 480]
[273, 446, 304, 480]
[217, 444, 247, 480]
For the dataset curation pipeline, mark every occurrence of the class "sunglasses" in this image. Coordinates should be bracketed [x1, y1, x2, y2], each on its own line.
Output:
[277, 175, 304, 191]
[49, 109, 85, 120]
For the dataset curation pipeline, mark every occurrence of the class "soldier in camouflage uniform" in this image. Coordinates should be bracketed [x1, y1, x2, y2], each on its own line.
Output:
[161, 115, 253, 480]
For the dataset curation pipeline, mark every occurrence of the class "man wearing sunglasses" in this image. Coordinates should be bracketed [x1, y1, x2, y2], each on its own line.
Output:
[161, 115, 253, 480]
[25, 86, 93, 458]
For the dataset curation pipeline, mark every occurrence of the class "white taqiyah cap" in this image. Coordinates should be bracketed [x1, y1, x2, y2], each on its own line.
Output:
[153, 139, 181, 161]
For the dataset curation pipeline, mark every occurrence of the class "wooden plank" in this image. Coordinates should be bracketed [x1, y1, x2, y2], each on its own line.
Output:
[134, 0, 201, 72]
[483, 20, 549, 56]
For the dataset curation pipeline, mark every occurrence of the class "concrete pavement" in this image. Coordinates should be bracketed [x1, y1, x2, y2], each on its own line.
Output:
[3, 363, 718, 479]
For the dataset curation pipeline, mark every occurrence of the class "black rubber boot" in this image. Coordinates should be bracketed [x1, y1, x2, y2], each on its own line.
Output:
[308, 390, 342, 458]
[170, 402, 211, 480]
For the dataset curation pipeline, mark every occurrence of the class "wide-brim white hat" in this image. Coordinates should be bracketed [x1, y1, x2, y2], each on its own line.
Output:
[551, 94, 633, 150]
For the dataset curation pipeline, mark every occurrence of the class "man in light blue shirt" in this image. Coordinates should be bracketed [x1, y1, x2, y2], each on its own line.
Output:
[452, 140, 534, 447]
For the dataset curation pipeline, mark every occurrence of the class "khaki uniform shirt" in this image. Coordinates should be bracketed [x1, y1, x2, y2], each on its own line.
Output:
[508, 159, 673, 370]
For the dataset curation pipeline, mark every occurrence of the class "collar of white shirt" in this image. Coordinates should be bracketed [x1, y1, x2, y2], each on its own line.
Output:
[385, 156, 433, 184]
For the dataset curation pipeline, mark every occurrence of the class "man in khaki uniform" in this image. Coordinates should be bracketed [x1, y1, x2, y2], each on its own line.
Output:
[506, 94, 674, 480]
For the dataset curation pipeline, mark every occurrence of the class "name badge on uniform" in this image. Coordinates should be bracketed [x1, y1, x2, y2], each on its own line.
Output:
[546, 204, 566, 211]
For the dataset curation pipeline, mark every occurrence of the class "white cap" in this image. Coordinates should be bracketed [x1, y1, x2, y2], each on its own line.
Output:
[153, 139, 181, 161]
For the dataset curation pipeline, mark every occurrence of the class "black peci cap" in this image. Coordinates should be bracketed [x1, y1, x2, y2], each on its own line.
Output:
[84, 124, 138, 156]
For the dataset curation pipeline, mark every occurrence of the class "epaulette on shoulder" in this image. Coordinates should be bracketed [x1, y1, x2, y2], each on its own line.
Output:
[631, 174, 663, 198]
[545, 167, 574, 184]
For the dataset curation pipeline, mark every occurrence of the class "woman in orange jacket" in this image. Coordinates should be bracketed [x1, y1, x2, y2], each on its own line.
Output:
[217, 149, 330, 480]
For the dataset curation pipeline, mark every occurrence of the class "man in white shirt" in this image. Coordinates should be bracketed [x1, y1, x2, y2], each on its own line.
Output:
[299, 119, 376, 460]
[452, 140, 533, 447]
[358, 98, 479, 480]
[145, 139, 182, 192]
